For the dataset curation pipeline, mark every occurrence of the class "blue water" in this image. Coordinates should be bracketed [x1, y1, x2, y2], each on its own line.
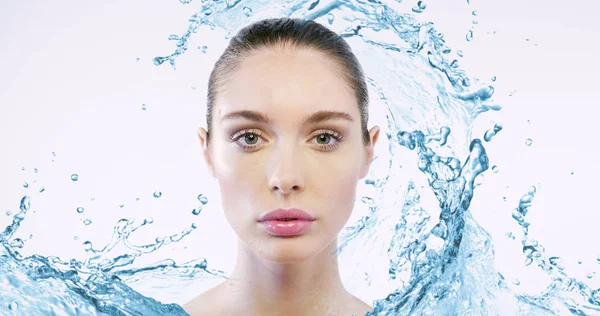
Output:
[2, 0, 599, 315]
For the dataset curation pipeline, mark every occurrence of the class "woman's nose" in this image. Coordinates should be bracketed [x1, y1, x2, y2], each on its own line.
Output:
[268, 146, 304, 195]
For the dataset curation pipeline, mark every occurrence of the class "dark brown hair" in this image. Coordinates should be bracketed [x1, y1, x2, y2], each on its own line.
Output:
[206, 17, 370, 146]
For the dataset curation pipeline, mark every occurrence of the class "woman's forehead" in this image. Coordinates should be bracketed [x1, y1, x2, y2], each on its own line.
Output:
[216, 49, 358, 122]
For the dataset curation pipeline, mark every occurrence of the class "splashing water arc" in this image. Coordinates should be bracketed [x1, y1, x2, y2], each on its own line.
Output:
[1, 0, 599, 315]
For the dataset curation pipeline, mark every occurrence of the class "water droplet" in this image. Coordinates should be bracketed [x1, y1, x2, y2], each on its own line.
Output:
[327, 13, 335, 25]
[21, 167, 25, 171]
[6, 210, 12, 216]
[491, 76, 497, 82]
[525, 138, 533, 146]
[191, 83, 198, 90]
[466, 30, 474, 42]
[457, 50, 464, 57]
[34, 168, 38, 173]
[168, 34, 180, 41]
[71, 174, 79, 181]
[119, 204, 125, 208]
[412, 1, 426, 13]
[361, 196, 375, 205]
[23, 182, 29, 188]
[484, 123, 503, 142]
[136, 198, 140, 201]
[8, 302, 18, 310]
[154, 191, 162, 198]
[578, 259, 583, 264]
[197, 194, 208, 204]
[136, 57, 140, 62]
[83, 219, 92, 225]
[142, 104, 147, 111]
[472, 10, 478, 16]
[242, 6, 252, 17]
[192, 206, 203, 215]
[512, 279, 520, 285]
[191, 223, 197, 229]
[91, 197, 95, 201]
[74, 236, 79, 240]
[201, 45, 207, 53]
[20, 196, 30, 211]
[152, 56, 168, 66]
[76, 207, 84, 214]
[474, 174, 484, 187]
[492, 165, 499, 173]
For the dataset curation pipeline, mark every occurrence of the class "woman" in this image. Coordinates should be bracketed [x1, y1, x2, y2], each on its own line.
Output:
[184, 17, 380, 315]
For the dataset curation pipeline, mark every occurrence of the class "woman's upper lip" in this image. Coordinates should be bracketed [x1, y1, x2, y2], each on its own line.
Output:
[259, 208, 315, 222]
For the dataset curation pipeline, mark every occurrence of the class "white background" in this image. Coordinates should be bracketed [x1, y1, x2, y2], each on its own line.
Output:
[1, 0, 599, 305]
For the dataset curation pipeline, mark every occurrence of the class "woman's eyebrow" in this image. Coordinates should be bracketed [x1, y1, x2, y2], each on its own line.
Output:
[220, 110, 355, 124]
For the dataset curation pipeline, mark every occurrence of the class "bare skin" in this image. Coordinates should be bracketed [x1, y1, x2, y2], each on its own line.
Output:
[184, 46, 380, 315]
[183, 286, 372, 316]
[183, 240, 374, 316]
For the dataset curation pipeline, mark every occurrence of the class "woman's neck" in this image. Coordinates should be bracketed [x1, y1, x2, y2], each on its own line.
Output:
[223, 238, 350, 315]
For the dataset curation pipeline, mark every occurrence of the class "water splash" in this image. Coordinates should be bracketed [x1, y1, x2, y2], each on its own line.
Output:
[2, 0, 599, 315]
[1, 197, 227, 315]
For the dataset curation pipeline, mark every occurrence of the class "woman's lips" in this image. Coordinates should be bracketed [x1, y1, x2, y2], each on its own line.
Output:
[258, 208, 315, 236]
[259, 219, 314, 237]
[258, 208, 315, 222]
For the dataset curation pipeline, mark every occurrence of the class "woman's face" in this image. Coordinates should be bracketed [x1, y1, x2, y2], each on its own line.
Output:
[199, 47, 379, 263]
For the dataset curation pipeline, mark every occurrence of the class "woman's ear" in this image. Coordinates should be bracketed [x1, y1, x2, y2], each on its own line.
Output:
[198, 127, 215, 178]
[359, 126, 380, 180]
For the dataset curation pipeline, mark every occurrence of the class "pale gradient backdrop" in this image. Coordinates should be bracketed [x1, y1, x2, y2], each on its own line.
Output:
[1, 0, 598, 305]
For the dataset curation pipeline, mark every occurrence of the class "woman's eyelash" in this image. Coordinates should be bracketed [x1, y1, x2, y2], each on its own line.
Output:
[229, 129, 344, 151]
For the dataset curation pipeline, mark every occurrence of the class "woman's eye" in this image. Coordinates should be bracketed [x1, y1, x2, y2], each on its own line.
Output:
[231, 130, 265, 148]
[315, 133, 333, 145]
[241, 133, 261, 145]
[231, 129, 343, 151]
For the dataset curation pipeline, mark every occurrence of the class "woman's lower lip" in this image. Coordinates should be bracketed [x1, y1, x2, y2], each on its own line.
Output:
[259, 220, 314, 236]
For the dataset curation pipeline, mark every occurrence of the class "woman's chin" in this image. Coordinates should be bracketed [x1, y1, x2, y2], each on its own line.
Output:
[246, 237, 328, 264]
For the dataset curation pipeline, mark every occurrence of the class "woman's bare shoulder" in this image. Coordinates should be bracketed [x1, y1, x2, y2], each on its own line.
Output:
[345, 295, 374, 316]
[182, 285, 227, 316]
